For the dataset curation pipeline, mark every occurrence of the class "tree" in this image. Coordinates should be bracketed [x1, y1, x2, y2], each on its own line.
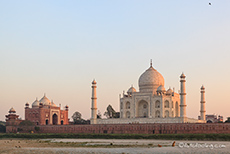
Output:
[72, 111, 89, 125]
[104, 105, 120, 119]
[72, 111, 82, 122]
[0, 124, 6, 133]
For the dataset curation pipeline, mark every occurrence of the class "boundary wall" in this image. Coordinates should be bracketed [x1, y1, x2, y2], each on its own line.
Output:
[6, 123, 230, 134]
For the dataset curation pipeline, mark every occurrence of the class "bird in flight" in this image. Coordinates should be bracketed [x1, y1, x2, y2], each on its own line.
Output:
[209, 2, 212, 5]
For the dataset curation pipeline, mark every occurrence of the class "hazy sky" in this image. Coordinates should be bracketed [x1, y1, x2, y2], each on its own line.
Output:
[0, 1, 230, 121]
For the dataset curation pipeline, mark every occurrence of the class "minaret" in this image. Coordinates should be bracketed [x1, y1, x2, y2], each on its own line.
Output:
[180, 73, 187, 118]
[91, 79, 97, 124]
[200, 85, 206, 121]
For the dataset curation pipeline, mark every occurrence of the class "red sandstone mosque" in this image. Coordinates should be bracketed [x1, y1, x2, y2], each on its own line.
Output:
[5, 94, 69, 126]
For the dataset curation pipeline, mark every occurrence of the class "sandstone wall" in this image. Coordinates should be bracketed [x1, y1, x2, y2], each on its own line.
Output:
[6, 123, 230, 134]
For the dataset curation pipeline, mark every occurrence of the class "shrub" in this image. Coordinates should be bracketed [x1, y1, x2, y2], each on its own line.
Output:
[35, 127, 40, 131]
[17, 128, 23, 132]
[19, 120, 34, 126]
[0, 125, 6, 133]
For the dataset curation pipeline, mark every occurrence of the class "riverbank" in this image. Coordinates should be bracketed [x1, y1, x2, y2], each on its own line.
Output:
[1, 133, 230, 141]
[0, 138, 229, 154]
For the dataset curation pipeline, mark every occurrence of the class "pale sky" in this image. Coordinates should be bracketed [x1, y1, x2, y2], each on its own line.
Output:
[0, 1, 230, 121]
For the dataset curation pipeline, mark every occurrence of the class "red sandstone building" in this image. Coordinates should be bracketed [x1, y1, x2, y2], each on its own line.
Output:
[5, 107, 22, 126]
[24, 94, 69, 125]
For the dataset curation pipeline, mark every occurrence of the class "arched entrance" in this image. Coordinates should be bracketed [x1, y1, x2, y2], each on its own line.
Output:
[137, 100, 148, 118]
[52, 114, 58, 125]
[207, 120, 213, 123]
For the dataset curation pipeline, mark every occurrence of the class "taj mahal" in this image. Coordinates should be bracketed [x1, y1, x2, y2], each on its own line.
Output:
[91, 61, 206, 124]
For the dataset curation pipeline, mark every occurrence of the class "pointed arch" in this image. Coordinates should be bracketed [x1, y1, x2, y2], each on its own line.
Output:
[126, 111, 130, 118]
[155, 110, 160, 118]
[165, 100, 169, 108]
[126, 102, 130, 109]
[155, 100, 160, 108]
[165, 110, 169, 118]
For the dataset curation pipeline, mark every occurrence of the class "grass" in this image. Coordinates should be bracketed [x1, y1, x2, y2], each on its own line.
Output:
[1, 133, 230, 141]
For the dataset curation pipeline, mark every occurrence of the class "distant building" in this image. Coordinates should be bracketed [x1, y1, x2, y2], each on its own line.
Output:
[198, 114, 223, 123]
[5, 107, 22, 126]
[25, 94, 69, 125]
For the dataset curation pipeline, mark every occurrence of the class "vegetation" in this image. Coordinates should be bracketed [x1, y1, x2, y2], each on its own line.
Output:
[1, 133, 230, 141]
[35, 126, 40, 131]
[104, 104, 120, 118]
[0, 121, 6, 126]
[19, 120, 34, 126]
[72, 111, 90, 124]
[0, 125, 6, 133]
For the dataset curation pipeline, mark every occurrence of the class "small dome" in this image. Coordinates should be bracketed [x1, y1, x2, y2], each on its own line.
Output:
[39, 94, 51, 106]
[157, 85, 166, 92]
[138, 65, 164, 93]
[25, 102, 29, 106]
[9, 107, 16, 113]
[92, 80, 97, 84]
[180, 73, 186, 78]
[201, 85, 205, 90]
[166, 88, 173, 95]
[127, 86, 136, 94]
[65, 105, 69, 108]
[32, 98, 40, 108]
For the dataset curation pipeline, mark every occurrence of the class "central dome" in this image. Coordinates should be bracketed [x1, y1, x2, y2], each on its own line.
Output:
[138, 66, 164, 93]
[39, 94, 51, 106]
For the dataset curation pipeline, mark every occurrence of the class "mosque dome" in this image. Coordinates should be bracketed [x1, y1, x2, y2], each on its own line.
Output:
[201, 85, 205, 90]
[166, 88, 173, 95]
[127, 86, 136, 95]
[180, 73, 186, 78]
[9, 107, 16, 113]
[51, 101, 57, 107]
[32, 98, 40, 108]
[157, 85, 166, 92]
[138, 65, 164, 93]
[92, 80, 97, 84]
[39, 94, 51, 106]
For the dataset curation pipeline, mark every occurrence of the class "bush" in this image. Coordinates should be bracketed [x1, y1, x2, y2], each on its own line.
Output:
[1, 133, 230, 141]
[19, 120, 34, 126]
[35, 127, 40, 131]
[0, 125, 6, 133]
[17, 128, 23, 132]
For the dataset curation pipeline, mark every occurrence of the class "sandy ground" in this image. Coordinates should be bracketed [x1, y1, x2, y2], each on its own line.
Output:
[0, 139, 229, 154]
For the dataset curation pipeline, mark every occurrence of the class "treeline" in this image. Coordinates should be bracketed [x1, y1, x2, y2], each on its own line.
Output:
[1, 133, 230, 141]
[0, 121, 6, 133]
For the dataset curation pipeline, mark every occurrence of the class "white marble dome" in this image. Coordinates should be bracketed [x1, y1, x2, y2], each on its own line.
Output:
[32, 98, 40, 108]
[166, 88, 173, 95]
[138, 66, 164, 93]
[157, 85, 166, 92]
[51, 101, 57, 107]
[127, 86, 136, 94]
[39, 95, 51, 106]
